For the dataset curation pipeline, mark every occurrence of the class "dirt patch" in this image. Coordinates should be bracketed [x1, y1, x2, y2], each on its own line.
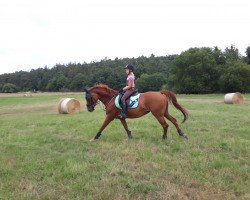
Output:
[150, 179, 246, 200]
[55, 132, 83, 141]
[0, 92, 82, 97]
[180, 98, 224, 104]
[3, 156, 17, 168]
[12, 177, 70, 199]
[180, 97, 249, 105]
[0, 103, 57, 115]
[181, 180, 233, 200]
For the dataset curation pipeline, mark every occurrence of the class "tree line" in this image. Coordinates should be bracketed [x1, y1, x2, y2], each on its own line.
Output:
[0, 45, 249, 94]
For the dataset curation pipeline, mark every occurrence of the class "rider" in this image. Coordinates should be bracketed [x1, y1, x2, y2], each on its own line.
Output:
[119, 64, 136, 119]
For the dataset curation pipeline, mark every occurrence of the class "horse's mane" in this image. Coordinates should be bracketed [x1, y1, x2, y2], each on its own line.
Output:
[89, 83, 117, 96]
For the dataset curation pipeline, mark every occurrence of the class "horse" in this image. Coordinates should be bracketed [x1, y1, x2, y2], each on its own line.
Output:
[84, 83, 188, 141]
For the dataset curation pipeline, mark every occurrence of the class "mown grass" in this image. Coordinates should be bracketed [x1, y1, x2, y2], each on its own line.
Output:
[0, 93, 249, 199]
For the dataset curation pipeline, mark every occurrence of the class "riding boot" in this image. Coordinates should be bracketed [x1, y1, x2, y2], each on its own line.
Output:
[120, 101, 127, 119]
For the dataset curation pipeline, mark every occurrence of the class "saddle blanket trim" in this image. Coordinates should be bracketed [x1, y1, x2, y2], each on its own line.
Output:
[115, 93, 141, 109]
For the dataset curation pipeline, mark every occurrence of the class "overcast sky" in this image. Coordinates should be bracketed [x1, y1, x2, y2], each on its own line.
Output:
[0, 0, 249, 75]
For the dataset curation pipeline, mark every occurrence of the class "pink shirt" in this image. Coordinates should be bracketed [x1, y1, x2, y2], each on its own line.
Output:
[127, 74, 135, 88]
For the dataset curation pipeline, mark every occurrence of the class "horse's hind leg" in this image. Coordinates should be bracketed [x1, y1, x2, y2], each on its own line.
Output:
[152, 113, 169, 139]
[165, 112, 188, 139]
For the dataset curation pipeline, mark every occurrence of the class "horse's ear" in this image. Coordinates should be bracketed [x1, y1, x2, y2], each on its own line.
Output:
[95, 82, 100, 85]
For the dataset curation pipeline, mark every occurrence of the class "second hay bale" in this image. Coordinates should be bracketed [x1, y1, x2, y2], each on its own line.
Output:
[224, 92, 244, 104]
[58, 98, 81, 114]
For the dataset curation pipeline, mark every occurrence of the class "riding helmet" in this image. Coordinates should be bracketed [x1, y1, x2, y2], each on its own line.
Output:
[124, 64, 134, 72]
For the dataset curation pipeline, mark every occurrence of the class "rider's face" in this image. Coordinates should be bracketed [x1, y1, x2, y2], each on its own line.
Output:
[125, 69, 130, 75]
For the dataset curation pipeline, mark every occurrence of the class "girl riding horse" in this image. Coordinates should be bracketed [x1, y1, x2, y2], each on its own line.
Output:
[119, 64, 137, 119]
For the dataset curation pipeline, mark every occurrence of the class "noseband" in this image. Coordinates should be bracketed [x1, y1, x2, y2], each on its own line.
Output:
[84, 89, 98, 110]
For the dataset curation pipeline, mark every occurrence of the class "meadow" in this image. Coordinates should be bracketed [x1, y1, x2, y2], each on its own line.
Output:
[0, 92, 249, 200]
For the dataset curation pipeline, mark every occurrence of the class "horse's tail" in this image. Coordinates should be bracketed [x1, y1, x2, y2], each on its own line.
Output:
[160, 90, 188, 123]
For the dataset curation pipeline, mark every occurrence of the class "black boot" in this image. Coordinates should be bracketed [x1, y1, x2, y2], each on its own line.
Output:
[120, 102, 127, 119]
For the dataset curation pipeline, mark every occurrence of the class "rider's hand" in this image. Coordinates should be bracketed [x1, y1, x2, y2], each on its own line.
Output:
[119, 89, 124, 93]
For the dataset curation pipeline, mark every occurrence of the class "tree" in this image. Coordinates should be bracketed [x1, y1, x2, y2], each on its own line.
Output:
[46, 73, 69, 91]
[246, 46, 250, 64]
[218, 62, 250, 93]
[136, 73, 167, 92]
[2, 83, 18, 93]
[224, 45, 241, 62]
[171, 47, 219, 93]
[70, 73, 88, 91]
[0, 54, 173, 92]
[212, 46, 226, 65]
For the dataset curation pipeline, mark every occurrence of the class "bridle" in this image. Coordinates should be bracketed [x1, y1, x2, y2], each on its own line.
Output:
[84, 88, 117, 111]
[84, 89, 98, 111]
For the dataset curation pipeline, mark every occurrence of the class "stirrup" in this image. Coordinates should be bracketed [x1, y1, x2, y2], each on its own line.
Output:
[118, 110, 126, 119]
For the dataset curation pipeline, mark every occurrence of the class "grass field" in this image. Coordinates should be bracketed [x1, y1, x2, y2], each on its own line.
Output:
[0, 92, 249, 200]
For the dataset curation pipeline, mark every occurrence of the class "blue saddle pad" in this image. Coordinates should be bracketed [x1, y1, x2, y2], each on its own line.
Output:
[115, 93, 141, 109]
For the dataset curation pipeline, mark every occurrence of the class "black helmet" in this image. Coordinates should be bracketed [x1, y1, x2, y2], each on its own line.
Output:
[124, 64, 134, 72]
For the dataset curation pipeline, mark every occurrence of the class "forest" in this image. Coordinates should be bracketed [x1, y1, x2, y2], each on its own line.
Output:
[0, 45, 250, 94]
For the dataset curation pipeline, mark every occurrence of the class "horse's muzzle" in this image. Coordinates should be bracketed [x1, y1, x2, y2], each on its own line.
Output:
[87, 106, 95, 112]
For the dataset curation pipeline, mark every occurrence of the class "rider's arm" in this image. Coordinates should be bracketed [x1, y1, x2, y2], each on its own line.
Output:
[123, 79, 133, 91]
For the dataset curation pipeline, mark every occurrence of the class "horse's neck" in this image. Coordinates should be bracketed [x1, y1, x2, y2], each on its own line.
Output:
[96, 90, 115, 106]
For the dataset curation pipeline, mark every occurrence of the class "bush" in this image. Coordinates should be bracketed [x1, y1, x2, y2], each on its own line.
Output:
[2, 83, 18, 93]
[46, 73, 69, 91]
[136, 73, 167, 92]
[172, 47, 220, 93]
[218, 62, 250, 93]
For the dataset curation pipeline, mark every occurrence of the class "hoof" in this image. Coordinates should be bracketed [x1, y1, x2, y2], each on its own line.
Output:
[178, 129, 184, 136]
[127, 131, 133, 139]
[89, 138, 97, 142]
[183, 134, 188, 140]
[178, 129, 188, 140]
[162, 136, 167, 140]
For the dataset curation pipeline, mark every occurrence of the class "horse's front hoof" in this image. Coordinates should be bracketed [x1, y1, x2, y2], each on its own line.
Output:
[127, 131, 133, 139]
[89, 138, 97, 142]
[162, 136, 167, 140]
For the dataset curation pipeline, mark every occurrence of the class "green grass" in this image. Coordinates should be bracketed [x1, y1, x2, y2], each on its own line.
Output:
[0, 93, 249, 199]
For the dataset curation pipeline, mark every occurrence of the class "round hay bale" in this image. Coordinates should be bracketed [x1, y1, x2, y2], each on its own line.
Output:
[58, 98, 66, 114]
[224, 92, 244, 104]
[58, 98, 81, 114]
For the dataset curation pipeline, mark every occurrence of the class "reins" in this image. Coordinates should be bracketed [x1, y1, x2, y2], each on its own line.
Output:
[99, 95, 116, 111]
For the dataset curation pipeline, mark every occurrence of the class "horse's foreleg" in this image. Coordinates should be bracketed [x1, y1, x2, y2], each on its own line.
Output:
[90, 115, 114, 141]
[120, 119, 132, 138]
[165, 113, 188, 139]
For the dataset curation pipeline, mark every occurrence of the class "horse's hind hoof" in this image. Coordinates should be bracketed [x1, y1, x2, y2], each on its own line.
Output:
[178, 129, 188, 140]
[89, 138, 97, 142]
[183, 134, 188, 140]
[178, 129, 184, 136]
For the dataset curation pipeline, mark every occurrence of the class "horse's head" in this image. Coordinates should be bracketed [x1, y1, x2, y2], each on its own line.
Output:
[84, 84, 118, 112]
[84, 88, 99, 112]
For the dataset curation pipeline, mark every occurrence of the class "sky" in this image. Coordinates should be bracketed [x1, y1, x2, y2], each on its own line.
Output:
[0, 0, 249, 75]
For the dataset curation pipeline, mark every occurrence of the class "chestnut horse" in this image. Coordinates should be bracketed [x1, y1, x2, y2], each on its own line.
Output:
[84, 84, 188, 141]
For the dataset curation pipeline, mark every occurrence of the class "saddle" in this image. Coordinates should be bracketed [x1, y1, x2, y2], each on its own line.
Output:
[115, 90, 140, 110]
